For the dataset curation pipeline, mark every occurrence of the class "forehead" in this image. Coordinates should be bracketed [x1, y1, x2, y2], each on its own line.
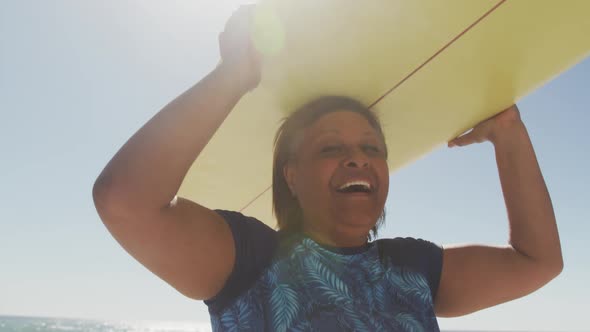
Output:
[305, 111, 379, 140]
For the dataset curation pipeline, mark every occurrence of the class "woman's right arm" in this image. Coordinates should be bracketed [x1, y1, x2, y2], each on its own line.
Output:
[92, 6, 261, 300]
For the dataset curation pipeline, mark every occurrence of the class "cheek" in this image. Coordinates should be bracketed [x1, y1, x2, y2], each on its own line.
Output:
[376, 161, 390, 194]
[298, 159, 336, 195]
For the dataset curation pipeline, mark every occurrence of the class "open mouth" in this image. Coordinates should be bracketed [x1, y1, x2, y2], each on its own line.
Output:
[336, 181, 372, 194]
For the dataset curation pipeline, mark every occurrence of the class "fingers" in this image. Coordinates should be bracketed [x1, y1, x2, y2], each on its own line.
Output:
[448, 104, 519, 149]
[219, 5, 255, 62]
[448, 129, 478, 148]
[448, 136, 465, 148]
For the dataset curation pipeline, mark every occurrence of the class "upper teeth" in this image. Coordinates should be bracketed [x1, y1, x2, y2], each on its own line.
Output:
[339, 181, 371, 191]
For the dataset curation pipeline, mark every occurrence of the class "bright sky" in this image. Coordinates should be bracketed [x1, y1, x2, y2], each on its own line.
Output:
[1, 1, 589, 331]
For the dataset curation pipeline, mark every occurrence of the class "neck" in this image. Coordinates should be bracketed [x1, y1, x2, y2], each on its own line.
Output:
[302, 223, 369, 248]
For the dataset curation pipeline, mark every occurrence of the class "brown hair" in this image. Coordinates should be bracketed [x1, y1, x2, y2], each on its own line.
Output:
[272, 96, 388, 240]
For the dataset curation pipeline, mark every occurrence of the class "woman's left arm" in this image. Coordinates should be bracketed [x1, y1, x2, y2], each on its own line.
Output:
[434, 104, 563, 317]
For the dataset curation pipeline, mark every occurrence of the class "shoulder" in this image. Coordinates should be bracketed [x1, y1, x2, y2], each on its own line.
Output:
[376, 237, 442, 263]
[213, 209, 279, 267]
[205, 210, 278, 312]
[214, 209, 276, 235]
[376, 237, 443, 298]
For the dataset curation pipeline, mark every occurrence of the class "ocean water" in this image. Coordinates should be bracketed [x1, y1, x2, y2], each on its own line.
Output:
[0, 316, 560, 332]
[0, 316, 212, 332]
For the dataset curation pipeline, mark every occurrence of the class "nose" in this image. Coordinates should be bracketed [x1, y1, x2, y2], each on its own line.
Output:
[343, 148, 369, 168]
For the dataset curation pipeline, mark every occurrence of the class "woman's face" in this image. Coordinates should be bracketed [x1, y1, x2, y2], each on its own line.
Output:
[284, 111, 389, 245]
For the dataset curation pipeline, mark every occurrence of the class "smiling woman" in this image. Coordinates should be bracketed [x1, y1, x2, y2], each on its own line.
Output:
[272, 96, 389, 242]
[92, 4, 562, 332]
[200, 95, 445, 331]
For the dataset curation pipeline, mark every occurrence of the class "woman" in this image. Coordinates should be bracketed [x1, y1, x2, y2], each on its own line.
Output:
[92, 6, 563, 331]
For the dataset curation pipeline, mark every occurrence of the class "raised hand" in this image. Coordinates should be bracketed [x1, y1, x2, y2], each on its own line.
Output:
[218, 5, 262, 93]
[448, 104, 523, 148]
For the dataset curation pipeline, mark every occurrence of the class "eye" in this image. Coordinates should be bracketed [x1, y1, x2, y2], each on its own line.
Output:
[362, 144, 381, 153]
[320, 145, 343, 153]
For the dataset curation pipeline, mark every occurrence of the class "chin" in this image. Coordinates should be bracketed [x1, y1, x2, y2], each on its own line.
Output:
[331, 223, 375, 245]
[336, 213, 379, 233]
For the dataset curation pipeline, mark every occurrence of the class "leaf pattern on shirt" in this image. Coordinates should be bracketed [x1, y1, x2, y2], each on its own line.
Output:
[209, 237, 439, 332]
[395, 312, 427, 332]
[385, 265, 433, 313]
[218, 298, 251, 332]
[303, 256, 352, 304]
[269, 283, 299, 332]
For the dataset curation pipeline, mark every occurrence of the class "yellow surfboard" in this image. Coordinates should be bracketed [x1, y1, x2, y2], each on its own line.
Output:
[179, 0, 590, 227]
